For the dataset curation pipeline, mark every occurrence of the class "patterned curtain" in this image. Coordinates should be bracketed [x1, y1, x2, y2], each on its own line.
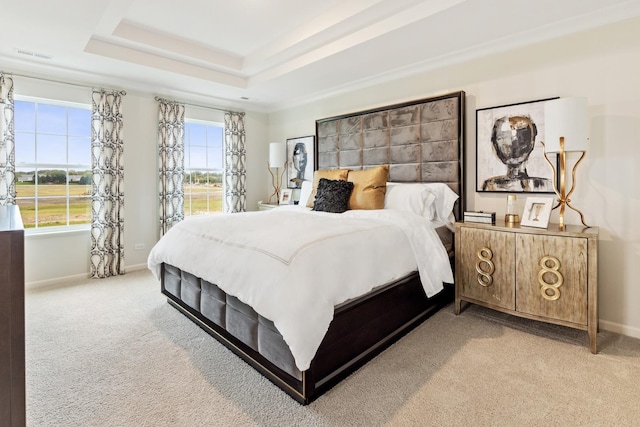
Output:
[0, 74, 15, 206]
[156, 97, 185, 235]
[90, 89, 126, 279]
[224, 111, 246, 213]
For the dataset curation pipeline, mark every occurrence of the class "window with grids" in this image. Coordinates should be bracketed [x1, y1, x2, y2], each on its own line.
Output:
[14, 97, 92, 230]
[184, 119, 224, 215]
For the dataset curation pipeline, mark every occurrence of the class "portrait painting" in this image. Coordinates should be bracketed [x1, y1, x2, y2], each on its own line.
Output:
[476, 98, 558, 193]
[286, 135, 315, 189]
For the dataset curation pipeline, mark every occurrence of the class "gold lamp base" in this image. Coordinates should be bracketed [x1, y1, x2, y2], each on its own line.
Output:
[541, 137, 589, 230]
[267, 161, 286, 204]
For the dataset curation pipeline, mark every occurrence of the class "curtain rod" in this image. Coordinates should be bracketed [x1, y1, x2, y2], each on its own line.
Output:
[3, 70, 126, 95]
[154, 95, 244, 116]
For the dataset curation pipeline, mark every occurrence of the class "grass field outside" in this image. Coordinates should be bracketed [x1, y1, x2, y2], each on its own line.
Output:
[16, 183, 91, 228]
[185, 185, 223, 215]
[15, 183, 223, 228]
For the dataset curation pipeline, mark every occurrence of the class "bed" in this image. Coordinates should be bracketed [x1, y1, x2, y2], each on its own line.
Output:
[148, 91, 466, 404]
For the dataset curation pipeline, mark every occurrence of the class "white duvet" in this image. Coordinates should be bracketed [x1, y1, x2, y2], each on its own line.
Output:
[147, 207, 453, 371]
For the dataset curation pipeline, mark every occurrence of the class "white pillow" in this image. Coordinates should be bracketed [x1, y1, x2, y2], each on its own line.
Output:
[384, 183, 437, 219]
[298, 180, 313, 206]
[421, 183, 459, 228]
[385, 182, 459, 228]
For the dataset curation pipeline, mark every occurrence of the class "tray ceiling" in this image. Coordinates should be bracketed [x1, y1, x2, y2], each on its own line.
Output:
[2, 0, 639, 111]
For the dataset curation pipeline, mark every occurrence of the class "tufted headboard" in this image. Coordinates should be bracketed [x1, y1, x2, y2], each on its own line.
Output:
[315, 91, 466, 219]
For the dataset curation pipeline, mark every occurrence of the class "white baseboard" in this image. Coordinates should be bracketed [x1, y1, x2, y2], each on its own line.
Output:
[600, 319, 640, 340]
[26, 263, 150, 290]
[26, 272, 89, 290]
[126, 263, 148, 272]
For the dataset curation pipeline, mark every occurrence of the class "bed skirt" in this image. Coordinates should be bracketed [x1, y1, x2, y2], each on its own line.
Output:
[161, 263, 453, 404]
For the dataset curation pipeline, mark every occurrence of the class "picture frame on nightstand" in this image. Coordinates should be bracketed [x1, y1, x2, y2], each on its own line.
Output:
[521, 197, 553, 228]
[279, 188, 293, 205]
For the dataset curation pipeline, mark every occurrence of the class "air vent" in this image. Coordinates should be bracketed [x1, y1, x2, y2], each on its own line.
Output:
[14, 48, 52, 60]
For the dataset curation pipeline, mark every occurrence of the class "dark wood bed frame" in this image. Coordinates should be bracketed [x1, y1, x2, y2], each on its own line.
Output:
[161, 90, 466, 404]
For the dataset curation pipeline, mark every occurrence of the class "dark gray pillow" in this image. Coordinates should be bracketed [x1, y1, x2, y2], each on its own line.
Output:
[312, 178, 354, 213]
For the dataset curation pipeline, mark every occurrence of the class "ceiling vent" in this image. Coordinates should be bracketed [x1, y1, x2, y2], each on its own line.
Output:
[14, 48, 53, 60]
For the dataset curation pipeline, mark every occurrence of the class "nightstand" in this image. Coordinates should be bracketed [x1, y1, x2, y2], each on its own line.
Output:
[257, 201, 280, 211]
[454, 220, 599, 353]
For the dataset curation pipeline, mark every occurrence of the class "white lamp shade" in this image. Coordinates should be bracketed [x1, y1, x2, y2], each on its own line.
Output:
[544, 97, 588, 153]
[269, 142, 286, 167]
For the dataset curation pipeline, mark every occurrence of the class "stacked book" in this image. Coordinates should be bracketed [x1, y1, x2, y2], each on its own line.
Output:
[463, 211, 496, 224]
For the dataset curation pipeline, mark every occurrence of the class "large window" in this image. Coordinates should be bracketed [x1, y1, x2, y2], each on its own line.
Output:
[184, 120, 224, 215]
[14, 97, 92, 230]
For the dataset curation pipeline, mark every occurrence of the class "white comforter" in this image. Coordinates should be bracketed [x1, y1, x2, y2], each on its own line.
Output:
[147, 207, 453, 371]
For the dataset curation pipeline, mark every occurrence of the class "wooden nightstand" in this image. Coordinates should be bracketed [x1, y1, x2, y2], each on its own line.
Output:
[454, 220, 599, 353]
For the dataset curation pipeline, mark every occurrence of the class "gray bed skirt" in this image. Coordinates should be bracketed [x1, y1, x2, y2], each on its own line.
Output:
[161, 263, 453, 404]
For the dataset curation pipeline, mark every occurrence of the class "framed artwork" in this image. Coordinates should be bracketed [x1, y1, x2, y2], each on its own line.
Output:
[279, 189, 293, 205]
[476, 97, 558, 193]
[286, 135, 315, 189]
[521, 197, 554, 228]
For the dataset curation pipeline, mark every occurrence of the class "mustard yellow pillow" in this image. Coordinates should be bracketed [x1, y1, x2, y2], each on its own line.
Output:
[347, 165, 389, 210]
[306, 169, 350, 208]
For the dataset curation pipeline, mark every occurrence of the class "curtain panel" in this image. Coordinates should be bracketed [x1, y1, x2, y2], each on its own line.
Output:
[0, 74, 15, 206]
[90, 89, 126, 279]
[156, 97, 185, 236]
[224, 111, 246, 213]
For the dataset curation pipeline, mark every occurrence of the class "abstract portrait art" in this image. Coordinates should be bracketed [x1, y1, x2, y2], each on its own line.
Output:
[476, 98, 558, 193]
[286, 135, 315, 189]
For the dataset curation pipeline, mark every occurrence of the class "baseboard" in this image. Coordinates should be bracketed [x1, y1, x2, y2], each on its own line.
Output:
[126, 263, 148, 272]
[26, 263, 150, 290]
[26, 272, 89, 290]
[600, 319, 640, 340]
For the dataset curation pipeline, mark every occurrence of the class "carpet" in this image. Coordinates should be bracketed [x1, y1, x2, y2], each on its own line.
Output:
[25, 270, 640, 426]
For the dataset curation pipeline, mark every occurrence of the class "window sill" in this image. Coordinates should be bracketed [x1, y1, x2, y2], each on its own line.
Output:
[25, 225, 90, 239]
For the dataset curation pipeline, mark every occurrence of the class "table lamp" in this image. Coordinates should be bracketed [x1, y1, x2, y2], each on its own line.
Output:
[541, 97, 589, 230]
[268, 142, 286, 203]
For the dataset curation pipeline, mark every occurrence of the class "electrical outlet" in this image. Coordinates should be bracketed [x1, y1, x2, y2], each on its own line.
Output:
[134, 243, 145, 250]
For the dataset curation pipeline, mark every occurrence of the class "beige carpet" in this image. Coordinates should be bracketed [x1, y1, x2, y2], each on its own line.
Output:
[25, 270, 640, 426]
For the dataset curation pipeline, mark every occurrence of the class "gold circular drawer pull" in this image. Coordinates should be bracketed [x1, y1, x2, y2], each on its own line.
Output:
[538, 256, 564, 301]
[475, 247, 495, 287]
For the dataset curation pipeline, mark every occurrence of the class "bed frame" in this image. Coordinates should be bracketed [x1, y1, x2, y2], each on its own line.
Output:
[161, 90, 466, 404]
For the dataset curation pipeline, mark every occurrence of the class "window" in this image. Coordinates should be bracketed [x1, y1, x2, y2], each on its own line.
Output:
[14, 97, 92, 230]
[184, 120, 224, 215]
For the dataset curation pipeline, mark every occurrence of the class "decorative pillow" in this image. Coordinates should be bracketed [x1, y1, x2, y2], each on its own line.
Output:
[306, 169, 350, 208]
[347, 165, 389, 210]
[384, 183, 437, 219]
[312, 178, 354, 213]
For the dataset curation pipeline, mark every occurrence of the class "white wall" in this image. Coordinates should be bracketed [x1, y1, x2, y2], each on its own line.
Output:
[267, 18, 640, 338]
[16, 79, 268, 286]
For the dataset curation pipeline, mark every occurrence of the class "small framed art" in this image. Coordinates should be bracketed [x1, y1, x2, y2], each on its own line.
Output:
[476, 97, 558, 193]
[286, 135, 315, 189]
[521, 197, 554, 228]
[279, 189, 293, 205]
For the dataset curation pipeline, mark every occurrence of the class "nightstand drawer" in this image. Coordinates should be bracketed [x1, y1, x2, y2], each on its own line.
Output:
[515, 234, 587, 325]
[458, 227, 515, 311]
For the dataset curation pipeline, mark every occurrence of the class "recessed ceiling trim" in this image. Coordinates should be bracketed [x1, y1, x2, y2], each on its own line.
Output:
[113, 20, 243, 71]
[84, 37, 247, 88]
[248, 0, 466, 86]
[244, 0, 465, 77]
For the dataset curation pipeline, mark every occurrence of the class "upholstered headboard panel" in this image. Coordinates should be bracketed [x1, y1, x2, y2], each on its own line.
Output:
[315, 91, 466, 219]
